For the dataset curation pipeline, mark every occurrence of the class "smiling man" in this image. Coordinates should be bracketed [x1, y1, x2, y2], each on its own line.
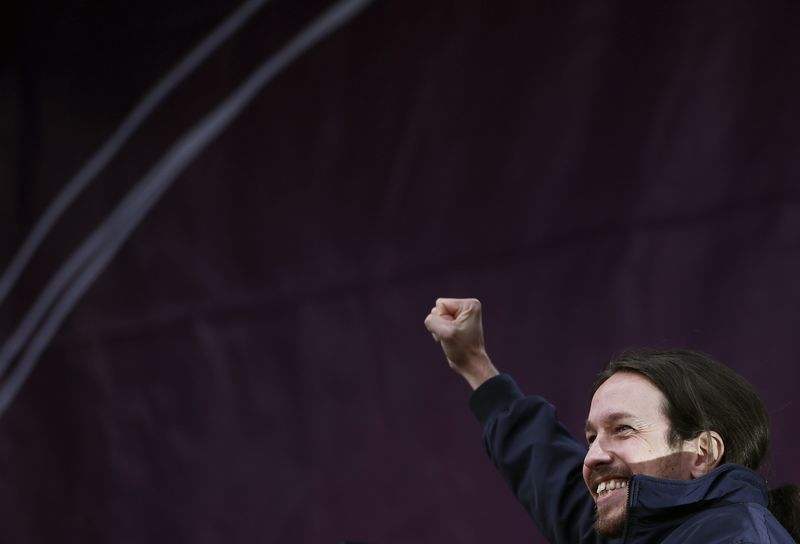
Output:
[424, 298, 799, 543]
[583, 371, 723, 538]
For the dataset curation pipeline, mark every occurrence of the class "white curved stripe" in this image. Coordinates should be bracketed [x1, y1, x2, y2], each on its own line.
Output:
[0, 0, 376, 416]
[0, 0, 270, 307]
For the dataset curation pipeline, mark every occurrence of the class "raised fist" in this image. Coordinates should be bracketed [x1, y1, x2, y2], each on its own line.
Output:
[424, 298, 498, 389]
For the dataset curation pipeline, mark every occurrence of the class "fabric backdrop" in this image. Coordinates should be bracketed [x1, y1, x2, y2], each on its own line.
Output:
[1, 1, 799, 542]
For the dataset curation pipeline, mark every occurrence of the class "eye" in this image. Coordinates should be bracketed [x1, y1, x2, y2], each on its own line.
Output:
[586, 433, 596, 445]
[615, 425, 634, 434]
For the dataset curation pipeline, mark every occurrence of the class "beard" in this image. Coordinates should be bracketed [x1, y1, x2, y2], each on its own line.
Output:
[590, 451, 686, 538]
[589, 462, 633, 539]
[595, 496, 626, 538]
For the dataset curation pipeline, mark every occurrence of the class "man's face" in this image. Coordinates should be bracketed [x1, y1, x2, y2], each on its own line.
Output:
[583, 371, 694, 538]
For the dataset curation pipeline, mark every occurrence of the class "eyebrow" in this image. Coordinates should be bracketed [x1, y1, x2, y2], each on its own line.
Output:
[584, 411, 638, 433]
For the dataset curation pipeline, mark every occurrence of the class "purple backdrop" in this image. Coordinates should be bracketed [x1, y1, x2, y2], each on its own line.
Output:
[2, 1, 800, 542]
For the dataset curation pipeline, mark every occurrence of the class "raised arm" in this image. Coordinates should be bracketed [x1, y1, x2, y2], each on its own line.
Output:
[424, 298, 603, 544]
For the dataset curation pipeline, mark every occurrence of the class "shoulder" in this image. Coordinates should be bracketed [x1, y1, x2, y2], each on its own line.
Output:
[670, 502, 794, 544]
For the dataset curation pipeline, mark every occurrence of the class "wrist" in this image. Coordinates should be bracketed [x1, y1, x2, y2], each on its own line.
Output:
[457, 353, 499, 390]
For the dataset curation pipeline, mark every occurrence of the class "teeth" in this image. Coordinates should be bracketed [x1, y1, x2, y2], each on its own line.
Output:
[596, 479, 628, 496]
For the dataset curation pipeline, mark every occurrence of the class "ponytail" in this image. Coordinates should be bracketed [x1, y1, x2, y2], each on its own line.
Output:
[769, 485, 800, 542]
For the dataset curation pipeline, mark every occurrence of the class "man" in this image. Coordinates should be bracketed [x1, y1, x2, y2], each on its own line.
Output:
[424, 298, 799, 543]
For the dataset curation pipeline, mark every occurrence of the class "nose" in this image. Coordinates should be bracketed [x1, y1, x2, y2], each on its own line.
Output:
[584, 437, 613, 470]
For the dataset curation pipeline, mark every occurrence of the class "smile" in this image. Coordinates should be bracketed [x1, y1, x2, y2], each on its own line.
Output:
[596, 478, 628, 497]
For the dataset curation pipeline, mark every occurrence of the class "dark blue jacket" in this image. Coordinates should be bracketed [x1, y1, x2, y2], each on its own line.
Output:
[470, 374, 794, 543]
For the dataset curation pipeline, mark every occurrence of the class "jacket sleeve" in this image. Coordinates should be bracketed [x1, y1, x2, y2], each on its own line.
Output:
[469, 374, 607, 544]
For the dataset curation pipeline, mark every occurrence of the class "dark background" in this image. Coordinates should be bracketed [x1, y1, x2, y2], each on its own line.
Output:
[1, 1, 799, 542]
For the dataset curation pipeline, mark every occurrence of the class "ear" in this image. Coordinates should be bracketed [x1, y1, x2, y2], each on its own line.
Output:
[689, 430, 725, 478]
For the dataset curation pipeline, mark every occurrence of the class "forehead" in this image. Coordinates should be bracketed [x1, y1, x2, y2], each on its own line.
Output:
[587, 371, 668, 427]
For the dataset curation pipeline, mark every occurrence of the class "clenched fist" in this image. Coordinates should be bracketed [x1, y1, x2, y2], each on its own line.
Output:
[424, 298, 499, 390]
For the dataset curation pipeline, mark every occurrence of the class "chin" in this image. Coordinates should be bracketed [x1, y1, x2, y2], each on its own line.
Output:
[595, 503, 625, 538]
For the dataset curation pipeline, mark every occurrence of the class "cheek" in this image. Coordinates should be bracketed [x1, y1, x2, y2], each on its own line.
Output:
[624, 436, 663, 461]
[607, 441, 649, 469]
[620, 439, 681, 474]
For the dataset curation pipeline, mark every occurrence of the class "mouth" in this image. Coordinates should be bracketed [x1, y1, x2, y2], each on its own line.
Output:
[592, 478, 629, 504]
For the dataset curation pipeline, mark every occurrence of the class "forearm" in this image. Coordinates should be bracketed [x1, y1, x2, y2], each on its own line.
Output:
[456, 351, 499, 390]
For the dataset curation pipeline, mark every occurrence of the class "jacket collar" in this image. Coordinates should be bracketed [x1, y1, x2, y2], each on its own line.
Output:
[621, 464, 768, 542]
